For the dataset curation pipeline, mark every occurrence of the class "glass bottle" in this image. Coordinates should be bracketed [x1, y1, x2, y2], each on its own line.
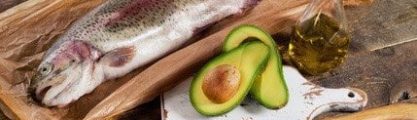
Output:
[289, 0, 350, 75]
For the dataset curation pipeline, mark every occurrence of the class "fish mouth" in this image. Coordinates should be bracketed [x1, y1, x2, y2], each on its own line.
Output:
[29, 86, 52, 104]
[28, 61, 98, 107]
[28, 71, 73, 106]
[28, 73, 45, 105]
[28, 87, 40, 103]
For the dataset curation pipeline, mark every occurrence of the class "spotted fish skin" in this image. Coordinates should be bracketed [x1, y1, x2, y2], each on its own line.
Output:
[29, 0, 259, 107]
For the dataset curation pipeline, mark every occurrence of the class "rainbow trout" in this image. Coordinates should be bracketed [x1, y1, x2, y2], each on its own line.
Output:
[28, 0, 259, 107]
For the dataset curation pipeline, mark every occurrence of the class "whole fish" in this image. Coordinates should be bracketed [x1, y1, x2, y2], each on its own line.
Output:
[28, 0, 259, 107]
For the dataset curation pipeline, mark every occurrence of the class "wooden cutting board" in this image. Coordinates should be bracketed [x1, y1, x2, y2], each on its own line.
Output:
[0, 0, 106, 119]
[0, 0, 309, 119]
[2, 0, 409, 119]
[162, 66, 368, 120]
[83, 0, 310, 119]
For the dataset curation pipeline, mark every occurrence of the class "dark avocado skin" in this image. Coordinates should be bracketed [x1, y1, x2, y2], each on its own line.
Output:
[190, 41, 270, 116]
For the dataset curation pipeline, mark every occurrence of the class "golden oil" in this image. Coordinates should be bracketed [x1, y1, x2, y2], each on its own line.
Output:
[289, 13, 350, 75]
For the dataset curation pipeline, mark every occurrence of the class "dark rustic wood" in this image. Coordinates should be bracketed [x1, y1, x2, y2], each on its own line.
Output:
[0, 0, 106, 119]
[311, 0, 417, 119]
[121, 0, 417, 119]
[1, 0, 417, 119]
[0, 0, 26, 12]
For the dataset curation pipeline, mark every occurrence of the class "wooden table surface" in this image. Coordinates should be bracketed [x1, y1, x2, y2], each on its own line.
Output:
[1, 0, 417, 120]
[0, 1, 160, 119]
[0, 2, 25, 120]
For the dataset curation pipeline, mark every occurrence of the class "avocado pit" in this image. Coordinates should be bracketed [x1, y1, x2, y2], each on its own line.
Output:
[202, 64, 241, 103]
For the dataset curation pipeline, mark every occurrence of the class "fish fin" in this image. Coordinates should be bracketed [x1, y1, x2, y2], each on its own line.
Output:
[99, 46, 135, 67]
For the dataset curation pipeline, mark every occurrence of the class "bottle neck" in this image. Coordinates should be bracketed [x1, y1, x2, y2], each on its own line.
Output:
[299, 0, 347, 30]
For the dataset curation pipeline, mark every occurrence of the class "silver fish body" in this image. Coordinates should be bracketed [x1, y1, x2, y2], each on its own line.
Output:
[29, 0, 258, 107]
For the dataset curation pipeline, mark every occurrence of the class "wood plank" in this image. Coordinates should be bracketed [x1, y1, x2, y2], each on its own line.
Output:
[84, 0, 309, 119]
[0, 0, 105, 119]
[1, 0, 404, 119]
[0, 0, 26, 13]
[325, 103, 417, 120]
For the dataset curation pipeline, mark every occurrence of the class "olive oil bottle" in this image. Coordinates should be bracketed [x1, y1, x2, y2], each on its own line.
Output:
[289, 0, 350, 75]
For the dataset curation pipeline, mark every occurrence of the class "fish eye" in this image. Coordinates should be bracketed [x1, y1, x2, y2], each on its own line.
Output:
[40, 64, 53, 75]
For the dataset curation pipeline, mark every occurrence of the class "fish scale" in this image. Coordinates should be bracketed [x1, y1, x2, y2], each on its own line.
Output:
[31, 0, 260, 107]
[62, 0, 213, 51]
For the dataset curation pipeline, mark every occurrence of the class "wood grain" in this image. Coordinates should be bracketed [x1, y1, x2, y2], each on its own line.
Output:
[0, 0, 26, 13]
[326, 103, 417, 120]
[86, 0, 378, 119]
[84, 0, 309, 119]
[0, 0, 392, 119]
[0, 0, 105, 119]
[0, 0, 307, 119]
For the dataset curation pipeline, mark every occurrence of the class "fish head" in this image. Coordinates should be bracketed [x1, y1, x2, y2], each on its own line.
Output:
[29, 40, 102, 107]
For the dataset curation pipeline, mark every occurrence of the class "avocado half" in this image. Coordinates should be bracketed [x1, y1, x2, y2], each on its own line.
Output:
[223, 25, 289, 109]
[190, 41, 270, 116]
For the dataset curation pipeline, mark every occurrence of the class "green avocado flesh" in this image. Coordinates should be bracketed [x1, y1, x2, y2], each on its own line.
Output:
[190, 41, 270, 116]
[223, 25, 289, 109]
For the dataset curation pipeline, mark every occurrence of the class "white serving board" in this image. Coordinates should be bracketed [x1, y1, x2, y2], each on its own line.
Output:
[162, 66, 368, 120]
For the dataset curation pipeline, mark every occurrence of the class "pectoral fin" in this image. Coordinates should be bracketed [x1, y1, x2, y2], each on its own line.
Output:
[99, 46, 135, 67]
